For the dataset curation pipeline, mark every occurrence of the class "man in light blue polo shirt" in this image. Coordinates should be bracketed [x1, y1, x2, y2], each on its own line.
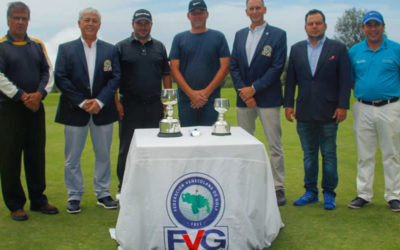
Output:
[348, 10, 400, 213]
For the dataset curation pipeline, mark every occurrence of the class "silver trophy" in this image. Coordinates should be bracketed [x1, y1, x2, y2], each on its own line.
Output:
[158, 89, 182, 137]
[212, 98, 231, 136]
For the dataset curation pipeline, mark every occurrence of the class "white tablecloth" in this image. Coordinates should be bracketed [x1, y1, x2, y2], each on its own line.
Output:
[115, 126, 283, 250]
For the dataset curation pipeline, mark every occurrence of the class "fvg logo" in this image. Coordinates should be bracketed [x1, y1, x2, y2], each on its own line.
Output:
[164, 172, 228, 249]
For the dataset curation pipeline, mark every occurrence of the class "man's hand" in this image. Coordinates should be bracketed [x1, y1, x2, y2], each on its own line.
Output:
[83, 99, 101, 114]
[332, 108, 347, 123]
[23, 92, 42, 112]
[285, 108, 296, 122]
[239, 86, 255, 102]
[245, 97, 257, 108]
[189, 90, 208, 109]
[115, 99, 124, 120]
[20, 92, 29, 102]
[82, 99, 93, 111]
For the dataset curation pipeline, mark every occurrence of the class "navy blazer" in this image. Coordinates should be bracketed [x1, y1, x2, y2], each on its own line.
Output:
[230, 24, 287, 108]
[284, 38, 351, 122]
[54, 39, 121, 126]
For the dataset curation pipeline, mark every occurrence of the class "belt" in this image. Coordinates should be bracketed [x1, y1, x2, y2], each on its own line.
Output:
[358, 97, 399, 107]
[122, 95, 161, 104]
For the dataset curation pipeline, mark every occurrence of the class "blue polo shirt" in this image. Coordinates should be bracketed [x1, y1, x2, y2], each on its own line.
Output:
[349, 37, 400, 101]
[169, 29, 230, 102]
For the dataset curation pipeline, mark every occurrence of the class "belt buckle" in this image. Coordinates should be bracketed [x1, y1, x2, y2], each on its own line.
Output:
[372, 100, 382, 106]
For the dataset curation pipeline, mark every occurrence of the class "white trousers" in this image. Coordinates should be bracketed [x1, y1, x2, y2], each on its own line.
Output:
[64, 118, 114, 201]
[237, 106, 285, 191]
[353, 101, 400, 202]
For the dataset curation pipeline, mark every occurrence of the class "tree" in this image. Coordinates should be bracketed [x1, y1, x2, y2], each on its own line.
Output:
[334, 8, 367, 49]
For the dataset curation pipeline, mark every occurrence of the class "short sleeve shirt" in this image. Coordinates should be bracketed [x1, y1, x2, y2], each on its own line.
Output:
[169, 29, 230, 101]
[349, 38, 400, 101]
[116, 36, 170, 100]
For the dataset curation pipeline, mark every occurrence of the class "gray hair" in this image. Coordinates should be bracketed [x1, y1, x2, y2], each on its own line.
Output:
[78, 7, 101, 22]
[7, 1, 30, 20]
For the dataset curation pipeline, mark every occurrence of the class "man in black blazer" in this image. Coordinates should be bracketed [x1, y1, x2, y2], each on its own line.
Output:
[54, 8, 120, 213]
[230, 0, 287, 206]
[284, 9, 351, 210]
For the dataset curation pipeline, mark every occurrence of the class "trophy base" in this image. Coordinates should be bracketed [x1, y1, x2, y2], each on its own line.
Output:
[158, 132, 183, 137]
[212, 132, 231, 136]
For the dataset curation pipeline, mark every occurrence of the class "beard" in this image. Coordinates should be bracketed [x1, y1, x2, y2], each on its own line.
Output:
[134, 31, 150, 40]
[308, 32, 325, 42]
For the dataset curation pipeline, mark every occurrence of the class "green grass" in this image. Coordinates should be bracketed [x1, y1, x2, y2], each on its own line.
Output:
[0, 89, 399, 249]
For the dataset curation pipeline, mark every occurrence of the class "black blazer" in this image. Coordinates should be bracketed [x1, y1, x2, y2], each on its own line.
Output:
[54, 39, 121, 126]
[284, 38, 351, 122]
[230, 24, 287, 108]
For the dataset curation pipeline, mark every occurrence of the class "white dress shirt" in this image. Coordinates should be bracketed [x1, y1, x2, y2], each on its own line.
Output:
[79, 38, 104, 109]
[246, 22, 267, 66]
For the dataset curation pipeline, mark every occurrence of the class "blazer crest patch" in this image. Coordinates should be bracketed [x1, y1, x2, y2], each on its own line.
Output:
[262, 45, 272, 57]
[104, 59, 112, 72]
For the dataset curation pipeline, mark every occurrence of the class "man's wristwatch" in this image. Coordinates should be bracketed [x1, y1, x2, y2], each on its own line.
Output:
[251, 85, 256, 93]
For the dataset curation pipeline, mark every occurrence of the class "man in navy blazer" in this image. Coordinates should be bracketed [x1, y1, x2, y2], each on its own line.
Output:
[230, 0, 287, 206]
[284, 9, 351, 210]
[55, 8, 120, 213]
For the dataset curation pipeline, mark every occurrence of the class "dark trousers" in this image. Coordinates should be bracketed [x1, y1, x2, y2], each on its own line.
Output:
[297, 121, 339, 196]
[116, 99, 163, 190]
[0, 101, 48, 211]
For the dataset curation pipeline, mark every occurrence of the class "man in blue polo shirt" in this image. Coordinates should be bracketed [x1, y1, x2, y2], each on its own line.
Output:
[170, 0, 230, 126]
[348, 10, 400, 212]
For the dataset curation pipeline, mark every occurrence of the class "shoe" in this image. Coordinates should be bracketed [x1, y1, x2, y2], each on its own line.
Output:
[323, 192, 336, 210]
[97, 196, 118, 209]
[276, 190, 286, 206]
[388, 200, 400, 212]
[116, 192, 121, 202]
[67, 200, 81, 214]
[348, 197, 370, 209]
[31, 203, 59, 214]
[11, 209, 28, 221]
[293, 191, 318, 206]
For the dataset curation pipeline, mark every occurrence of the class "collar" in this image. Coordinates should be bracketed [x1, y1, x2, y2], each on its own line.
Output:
[81, 37, 98, 48]
[6, 31, 30, 45]
[362, 37, 387, 52]
[249, 22, 267, 32]
[306, 36, 326, 47]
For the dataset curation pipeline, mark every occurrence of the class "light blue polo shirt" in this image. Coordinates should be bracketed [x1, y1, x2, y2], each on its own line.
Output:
[349, 37, 400, 101]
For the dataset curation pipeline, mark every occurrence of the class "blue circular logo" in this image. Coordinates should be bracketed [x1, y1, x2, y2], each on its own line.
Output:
[167, 173, 224, 229]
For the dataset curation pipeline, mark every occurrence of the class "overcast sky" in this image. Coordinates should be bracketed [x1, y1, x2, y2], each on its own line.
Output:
[1, 0, 399, 64]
